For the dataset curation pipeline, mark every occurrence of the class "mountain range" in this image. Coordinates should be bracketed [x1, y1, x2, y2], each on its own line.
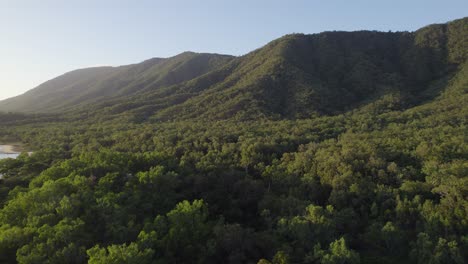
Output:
[0, 17, 466, 121]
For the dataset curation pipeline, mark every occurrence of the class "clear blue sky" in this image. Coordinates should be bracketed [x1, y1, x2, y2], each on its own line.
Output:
[0, 0, 466, 100]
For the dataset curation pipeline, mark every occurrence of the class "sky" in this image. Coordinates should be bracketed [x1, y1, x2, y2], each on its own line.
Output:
[0, 0, 466, 100]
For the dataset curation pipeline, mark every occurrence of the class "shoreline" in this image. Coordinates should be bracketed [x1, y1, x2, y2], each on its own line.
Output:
[0, 144, 23, 154]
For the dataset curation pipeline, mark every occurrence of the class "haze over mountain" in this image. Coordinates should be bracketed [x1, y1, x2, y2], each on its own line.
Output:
[0, 52, 233, 114]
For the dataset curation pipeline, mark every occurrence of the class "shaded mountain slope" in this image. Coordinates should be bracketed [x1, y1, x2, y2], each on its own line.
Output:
[150, 17, 466, 121]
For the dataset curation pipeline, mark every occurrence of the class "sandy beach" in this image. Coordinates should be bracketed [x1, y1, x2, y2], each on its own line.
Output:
[0, 145, 22, 154]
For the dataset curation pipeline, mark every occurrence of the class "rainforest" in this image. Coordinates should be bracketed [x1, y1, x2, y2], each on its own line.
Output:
[0, 17, 466, 264]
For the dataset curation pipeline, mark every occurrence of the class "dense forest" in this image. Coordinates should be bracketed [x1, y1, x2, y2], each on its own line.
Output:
[0, 17, 466, 263]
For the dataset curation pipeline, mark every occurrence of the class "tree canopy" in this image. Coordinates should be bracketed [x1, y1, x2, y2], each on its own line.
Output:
[0, 17, 466, 264]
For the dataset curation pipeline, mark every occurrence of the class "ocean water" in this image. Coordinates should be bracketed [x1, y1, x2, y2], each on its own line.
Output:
[0, 146, 20, 179]
[0, 153, 19, 159]
[0, 145, 20, 160]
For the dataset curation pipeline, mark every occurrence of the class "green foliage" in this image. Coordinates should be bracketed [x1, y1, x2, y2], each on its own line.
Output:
[87, 243, 153, 264]
[152, 199, 214, 263]
[318, 237, 360, 264]
[0, 17, 466, 264]
[410, 233, 465, 264]
[16, 219, 88, 264]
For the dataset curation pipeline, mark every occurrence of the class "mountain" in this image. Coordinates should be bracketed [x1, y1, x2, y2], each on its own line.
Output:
[0, 52, 234, 113]
[0, 17, 466, 121]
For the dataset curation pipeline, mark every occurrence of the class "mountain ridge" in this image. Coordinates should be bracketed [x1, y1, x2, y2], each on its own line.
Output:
[0, 17, 466, 122]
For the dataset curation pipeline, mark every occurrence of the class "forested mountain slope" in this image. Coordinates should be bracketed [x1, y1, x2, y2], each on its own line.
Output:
[145, 16, 468, 120]
[0, 17, 466, 264]
[0, 18, 466, 121]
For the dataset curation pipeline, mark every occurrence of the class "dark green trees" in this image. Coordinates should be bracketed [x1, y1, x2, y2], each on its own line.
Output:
[0, 16, 466, 264]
